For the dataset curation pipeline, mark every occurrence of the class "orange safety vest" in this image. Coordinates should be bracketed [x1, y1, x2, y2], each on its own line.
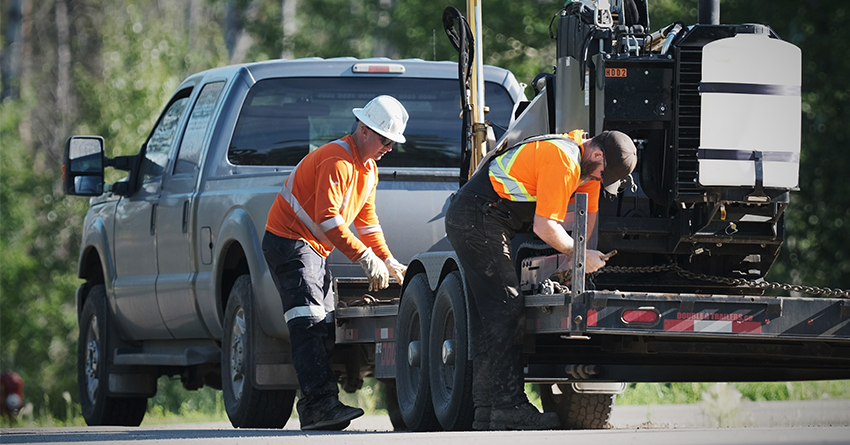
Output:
[487, 130, 600, 221]
[266, 135, 391, 261]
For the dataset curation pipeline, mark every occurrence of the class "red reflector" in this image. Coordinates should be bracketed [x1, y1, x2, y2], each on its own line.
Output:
[352, 63, 405, 74]
[622, 308, 659, 324]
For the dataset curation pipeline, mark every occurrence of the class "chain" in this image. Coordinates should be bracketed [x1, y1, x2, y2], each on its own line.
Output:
[592, 263, 850, 299]
[596, 263, 679, 274]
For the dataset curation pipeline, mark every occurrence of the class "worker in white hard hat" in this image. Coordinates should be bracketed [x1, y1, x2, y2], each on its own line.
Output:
[263, 95, 409, 430]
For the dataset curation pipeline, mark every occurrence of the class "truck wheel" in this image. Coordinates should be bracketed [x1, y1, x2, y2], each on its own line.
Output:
[77, 284, 148, 426]
[539, 383, 615, 429]
[395, 273, 441, 431]
[429, 271, 473, 430]
[222, 275, 296, 428]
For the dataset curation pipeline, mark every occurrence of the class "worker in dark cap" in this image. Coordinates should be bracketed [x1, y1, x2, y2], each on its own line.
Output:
[445, 130, 637, 430]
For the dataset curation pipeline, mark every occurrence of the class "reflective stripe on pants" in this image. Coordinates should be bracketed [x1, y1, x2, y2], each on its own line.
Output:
[262, 231, 338, 402]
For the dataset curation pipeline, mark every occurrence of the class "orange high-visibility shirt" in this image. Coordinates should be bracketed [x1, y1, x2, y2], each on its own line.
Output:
[488, 130, 593, 222]
[265, 134, 391, 261]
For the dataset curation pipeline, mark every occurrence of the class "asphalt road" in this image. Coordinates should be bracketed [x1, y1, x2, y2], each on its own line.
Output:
[2, 400, 849, 445]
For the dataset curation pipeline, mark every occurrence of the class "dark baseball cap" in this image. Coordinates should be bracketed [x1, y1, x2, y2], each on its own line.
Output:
[596, 131, 637, 194]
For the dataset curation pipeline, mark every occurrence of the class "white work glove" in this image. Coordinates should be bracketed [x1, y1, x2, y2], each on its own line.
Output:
[357, 248, 389, 291]
[384, 257, 407, 284]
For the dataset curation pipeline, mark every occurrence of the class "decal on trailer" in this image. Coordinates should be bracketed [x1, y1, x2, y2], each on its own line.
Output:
[375, 327, 394, 340]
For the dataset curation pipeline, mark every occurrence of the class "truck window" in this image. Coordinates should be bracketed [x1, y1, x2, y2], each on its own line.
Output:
[141, 91, 191, 184]
[174, 81, 225, 175]
[228, 77, 513, 168]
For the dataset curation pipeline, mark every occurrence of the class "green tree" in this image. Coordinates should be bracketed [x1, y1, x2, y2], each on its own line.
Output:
[1, 0, 227, 422]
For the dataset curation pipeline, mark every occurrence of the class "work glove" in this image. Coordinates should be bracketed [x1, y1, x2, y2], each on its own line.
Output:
[357, 247, 389, 291]
[384, 257, 407, 284]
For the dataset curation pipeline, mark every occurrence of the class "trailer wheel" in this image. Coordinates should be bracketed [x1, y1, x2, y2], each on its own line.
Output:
[222, 275, 296, 428]
[429, 271, 474, 430]
[539, 383, 615, 430]
[395, 273, 441, 431]
[78, 284, 148, 426]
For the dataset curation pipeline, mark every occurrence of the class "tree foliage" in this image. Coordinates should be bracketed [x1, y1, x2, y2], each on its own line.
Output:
[1, 0, 848, 422]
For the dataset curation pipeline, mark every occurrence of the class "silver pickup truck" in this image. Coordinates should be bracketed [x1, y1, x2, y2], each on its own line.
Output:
[63, 58, 525, 427]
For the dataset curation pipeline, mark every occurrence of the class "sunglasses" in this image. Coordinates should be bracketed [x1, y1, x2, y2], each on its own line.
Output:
[371, 128, 394, 147]
[378, 134, 394, 147]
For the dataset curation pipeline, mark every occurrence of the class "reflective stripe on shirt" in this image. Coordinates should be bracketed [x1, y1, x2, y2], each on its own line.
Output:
[356, 224, 382, 235]
[277, 138, 373, 240]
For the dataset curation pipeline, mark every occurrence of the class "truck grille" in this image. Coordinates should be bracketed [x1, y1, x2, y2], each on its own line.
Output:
[675, 47, 702, 195]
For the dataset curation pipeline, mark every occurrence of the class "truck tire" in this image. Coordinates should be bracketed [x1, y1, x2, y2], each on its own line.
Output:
[429, 271, 474, 430]
[222, 275, 296, 428]
[78, 284, 148, 426]
[539, 383, 615, 430]
[395, 273, 441, 431]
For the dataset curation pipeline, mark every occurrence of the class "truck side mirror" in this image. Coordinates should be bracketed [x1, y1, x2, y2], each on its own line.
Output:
[64, 136, 105, 196]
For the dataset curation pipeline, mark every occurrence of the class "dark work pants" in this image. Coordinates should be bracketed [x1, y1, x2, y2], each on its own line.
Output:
[445, 192, 527, 410]
[262, 231, 338, 410]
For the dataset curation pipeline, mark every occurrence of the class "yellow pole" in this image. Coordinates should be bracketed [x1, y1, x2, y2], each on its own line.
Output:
[466, 0, 487, 179]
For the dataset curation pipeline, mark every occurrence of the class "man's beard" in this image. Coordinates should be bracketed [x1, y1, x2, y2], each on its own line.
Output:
[579, 157, 603, 182]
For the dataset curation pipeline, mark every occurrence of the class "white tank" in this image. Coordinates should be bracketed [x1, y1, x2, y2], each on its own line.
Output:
[698, 33, 802, 189]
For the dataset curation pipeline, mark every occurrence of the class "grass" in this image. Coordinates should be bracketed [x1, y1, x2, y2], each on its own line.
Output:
[616, 381, 850, 405]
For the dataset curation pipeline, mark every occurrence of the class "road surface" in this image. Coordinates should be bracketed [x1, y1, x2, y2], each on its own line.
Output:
[2, 400, 849, 445]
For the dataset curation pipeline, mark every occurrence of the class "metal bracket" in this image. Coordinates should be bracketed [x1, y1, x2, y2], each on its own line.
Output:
[765, 299, 783, 318]
[572, 193, 588, 302]
[748, 151, 770, 202]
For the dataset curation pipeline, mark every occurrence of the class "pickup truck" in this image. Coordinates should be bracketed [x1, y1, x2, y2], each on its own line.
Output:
[63, 57, 525, 427]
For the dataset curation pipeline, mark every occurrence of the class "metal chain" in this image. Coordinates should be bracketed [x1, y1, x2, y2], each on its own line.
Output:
[593, 263, 850, 299]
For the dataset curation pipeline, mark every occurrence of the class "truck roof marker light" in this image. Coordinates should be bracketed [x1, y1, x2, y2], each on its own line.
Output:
[352, 63, 405, 74]
[621, 307, 660, 326]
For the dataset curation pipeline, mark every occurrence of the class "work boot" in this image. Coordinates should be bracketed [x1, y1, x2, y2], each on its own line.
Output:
[489, 402, 560, 430]
[298, 396, 364, 431]
[473, 406, 491, 431]
[472, 353, 492, 430]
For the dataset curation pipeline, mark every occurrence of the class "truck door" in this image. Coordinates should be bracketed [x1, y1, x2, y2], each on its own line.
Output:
[113, 88, 192, 340]
[155, 81, 225, 338]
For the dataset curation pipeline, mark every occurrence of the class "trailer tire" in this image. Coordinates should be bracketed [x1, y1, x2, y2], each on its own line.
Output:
[429, 271, 474, 430]
[395, 273, 441, 431]
[539, 383, 615, 430]
[78, 284, 148, 426]
[222, 275, 296, 428]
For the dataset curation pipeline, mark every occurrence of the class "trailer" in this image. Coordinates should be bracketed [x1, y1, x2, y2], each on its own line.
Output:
[334, 192, 850, 431]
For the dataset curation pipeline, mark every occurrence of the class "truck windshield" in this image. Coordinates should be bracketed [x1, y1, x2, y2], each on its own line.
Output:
[228, 77, 514, 168]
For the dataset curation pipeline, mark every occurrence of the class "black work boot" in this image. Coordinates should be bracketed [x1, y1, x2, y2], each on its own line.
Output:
[472, 353, 492, 431]
[489, 402, 560, 430]
[298, 395, 364, 431]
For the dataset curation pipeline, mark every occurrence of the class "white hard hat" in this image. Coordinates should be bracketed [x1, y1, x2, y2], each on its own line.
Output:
[352, 95, 408, 143]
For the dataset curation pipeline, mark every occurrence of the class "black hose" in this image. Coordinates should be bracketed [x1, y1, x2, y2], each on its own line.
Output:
[442, 7, 473, 109]
[579, 26, 597, 90]
[443, 6, 475, 185]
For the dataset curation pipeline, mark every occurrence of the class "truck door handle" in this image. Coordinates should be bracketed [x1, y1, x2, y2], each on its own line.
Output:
[150, 203, 157, 236]
[182, 200, 190, 234]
